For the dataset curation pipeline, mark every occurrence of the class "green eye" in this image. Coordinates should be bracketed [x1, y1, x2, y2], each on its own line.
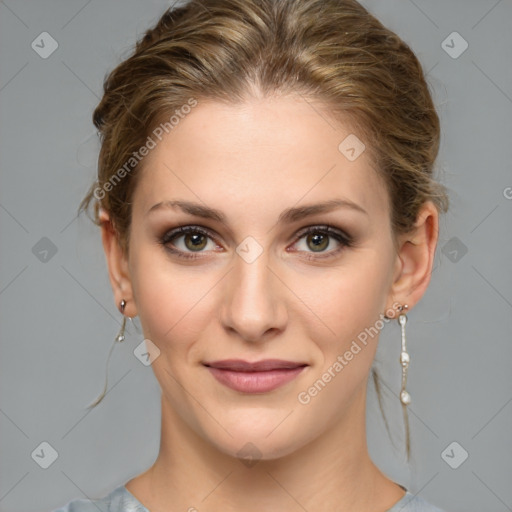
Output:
[305, 232, 330, 252]
[292, 225, 352, 259]
[160, 224, 352, 261]
[182, 232, 208, 251]
[160, 226, 217, 259]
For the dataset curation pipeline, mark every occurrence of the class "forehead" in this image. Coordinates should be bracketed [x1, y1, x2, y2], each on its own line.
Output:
[132, 96, 389, 223]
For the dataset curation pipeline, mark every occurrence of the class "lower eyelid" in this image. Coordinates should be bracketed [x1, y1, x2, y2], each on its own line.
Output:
[291, 236, 348, 259]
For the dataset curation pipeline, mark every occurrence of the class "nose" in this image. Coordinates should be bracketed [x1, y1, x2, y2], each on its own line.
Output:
[220, 248, 288, 343]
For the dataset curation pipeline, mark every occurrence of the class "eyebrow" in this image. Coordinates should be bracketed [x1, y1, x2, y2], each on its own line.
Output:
[145, 198, 368, 223]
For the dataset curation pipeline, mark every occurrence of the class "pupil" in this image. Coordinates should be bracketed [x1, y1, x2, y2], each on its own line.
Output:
[187, 233, 206, 250]
[308, 233, 328, 251]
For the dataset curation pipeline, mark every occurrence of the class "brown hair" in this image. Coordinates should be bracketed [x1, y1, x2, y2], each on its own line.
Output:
[80, 0, 448, 460]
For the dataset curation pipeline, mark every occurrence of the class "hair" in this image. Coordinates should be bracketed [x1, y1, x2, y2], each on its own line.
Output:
[79, 0, 449, 461]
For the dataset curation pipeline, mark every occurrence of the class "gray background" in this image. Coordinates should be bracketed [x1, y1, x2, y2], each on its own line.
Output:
[0, 1, 511, 511]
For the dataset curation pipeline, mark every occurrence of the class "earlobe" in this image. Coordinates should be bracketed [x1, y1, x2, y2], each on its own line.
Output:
[99, 209, 137, 317]
[388, 202, 439, 311]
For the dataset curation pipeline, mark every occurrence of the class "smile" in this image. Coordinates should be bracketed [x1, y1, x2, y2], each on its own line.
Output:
[203, 359, 308, 393]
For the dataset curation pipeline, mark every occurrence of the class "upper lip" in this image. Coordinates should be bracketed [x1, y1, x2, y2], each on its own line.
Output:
[203, 359, 308, 372]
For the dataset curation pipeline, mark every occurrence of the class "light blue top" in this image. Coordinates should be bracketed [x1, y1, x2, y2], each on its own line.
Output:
[51, 483, 445, 511]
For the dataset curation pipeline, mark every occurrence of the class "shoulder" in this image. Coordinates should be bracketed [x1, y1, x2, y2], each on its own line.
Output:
[50, 484, 148, 512]
[388, 491, 446, 512]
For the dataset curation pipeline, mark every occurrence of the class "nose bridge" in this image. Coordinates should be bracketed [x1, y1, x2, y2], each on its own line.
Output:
[221, 246, 285, 342]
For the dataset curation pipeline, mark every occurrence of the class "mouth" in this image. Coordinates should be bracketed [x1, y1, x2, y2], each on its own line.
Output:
[203, 359, 308, 393]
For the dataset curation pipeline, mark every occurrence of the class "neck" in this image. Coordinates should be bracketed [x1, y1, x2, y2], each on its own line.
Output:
[126, 386, 404, 512]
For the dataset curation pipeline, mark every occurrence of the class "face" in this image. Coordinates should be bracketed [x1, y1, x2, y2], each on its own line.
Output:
[113, 95, 405, 460]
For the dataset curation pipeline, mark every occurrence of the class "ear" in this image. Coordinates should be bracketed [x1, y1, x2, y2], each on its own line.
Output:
[99, 208, 137, 318]
[387, 201, 439, 311]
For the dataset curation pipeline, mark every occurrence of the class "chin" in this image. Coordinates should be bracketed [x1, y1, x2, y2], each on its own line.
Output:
[199, 409, 314, 463]
[217, 433, 301, 463]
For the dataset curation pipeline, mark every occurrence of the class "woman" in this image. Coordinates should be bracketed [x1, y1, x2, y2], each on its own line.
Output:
[54, 0, 448, 510]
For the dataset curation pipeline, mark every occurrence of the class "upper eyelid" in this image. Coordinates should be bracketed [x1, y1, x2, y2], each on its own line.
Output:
[162, 224, 349, 249]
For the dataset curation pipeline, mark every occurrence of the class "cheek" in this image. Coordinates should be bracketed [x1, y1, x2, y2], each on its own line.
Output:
[130, 247, 214, 351]
[305, 253, 393, 338]
[294, 256, 395, 400]
[293, 258, 394, 414]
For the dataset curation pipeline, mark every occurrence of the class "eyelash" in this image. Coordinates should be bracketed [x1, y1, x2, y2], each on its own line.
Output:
[159, 224, 353, 261]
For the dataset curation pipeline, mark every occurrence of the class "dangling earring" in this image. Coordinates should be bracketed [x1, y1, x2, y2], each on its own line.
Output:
[86, 299, 129, 409]
[397, 303, 411, 459]
[115, 299, 127, 342]
[398, 304, 411, 406]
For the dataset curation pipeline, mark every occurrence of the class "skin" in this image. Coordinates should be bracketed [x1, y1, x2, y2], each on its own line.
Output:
[100, 94, 439, 512]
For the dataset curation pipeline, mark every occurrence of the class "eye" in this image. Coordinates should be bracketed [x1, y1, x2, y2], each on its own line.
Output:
[159, 224, 353, 261]
[291, 225, 352, 259]
[159, 226, 220, 259]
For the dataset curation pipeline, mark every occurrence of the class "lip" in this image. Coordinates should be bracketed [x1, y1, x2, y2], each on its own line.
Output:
[203, 359, 308, 393]
[204, 359, 307, 371]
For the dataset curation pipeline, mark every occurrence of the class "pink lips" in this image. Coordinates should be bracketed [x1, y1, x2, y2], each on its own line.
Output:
[204, 359, 308, 393]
